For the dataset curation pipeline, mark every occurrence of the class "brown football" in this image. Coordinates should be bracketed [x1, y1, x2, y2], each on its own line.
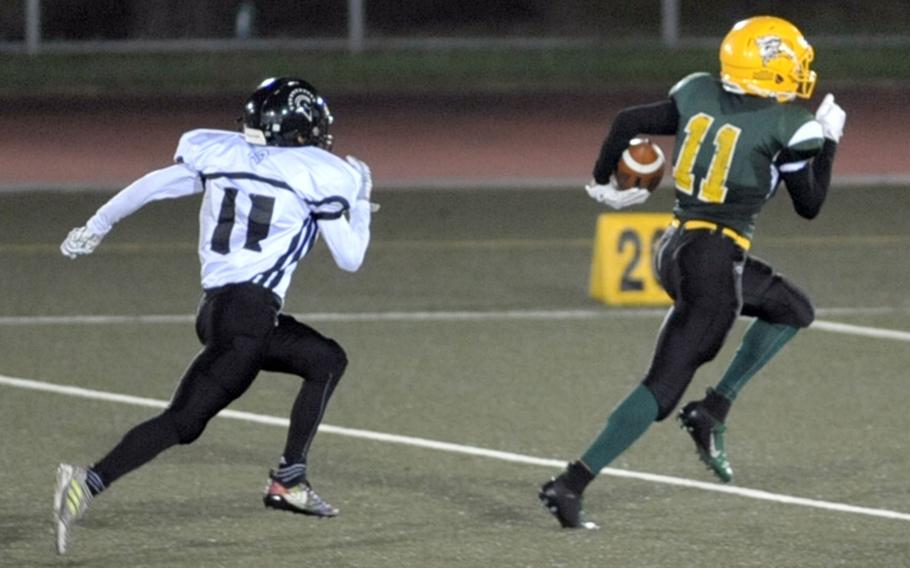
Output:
[615, 137, 666, 191]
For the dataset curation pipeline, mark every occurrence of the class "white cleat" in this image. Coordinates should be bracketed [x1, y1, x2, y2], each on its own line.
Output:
[53, 464, 93, 555]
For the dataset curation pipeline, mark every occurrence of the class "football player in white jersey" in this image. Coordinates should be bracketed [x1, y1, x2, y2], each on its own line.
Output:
[54, 78, 374, 554]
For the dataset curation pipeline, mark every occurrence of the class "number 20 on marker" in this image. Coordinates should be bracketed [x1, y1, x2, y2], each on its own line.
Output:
[589, 213, 673, 306]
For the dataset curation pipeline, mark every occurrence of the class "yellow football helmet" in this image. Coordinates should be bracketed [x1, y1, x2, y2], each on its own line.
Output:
[719, 16, 816, 102]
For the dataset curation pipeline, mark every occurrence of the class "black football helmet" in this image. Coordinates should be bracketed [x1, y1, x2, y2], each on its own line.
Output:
[241, 77, 334, 149]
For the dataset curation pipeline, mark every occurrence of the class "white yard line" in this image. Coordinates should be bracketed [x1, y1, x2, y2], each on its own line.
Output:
[1, 308, 909, 342]
[809, 319, 910, 342]
[1, 372, 909, 523]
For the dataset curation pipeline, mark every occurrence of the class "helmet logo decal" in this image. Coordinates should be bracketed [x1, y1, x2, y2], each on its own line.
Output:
[756, 35, 796, 67]
[288, 88, 315, 122]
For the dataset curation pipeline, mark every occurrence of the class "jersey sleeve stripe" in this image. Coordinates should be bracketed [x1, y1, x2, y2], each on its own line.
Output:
[788, 121, 824, 147]
[778, 159, 810, 173]
[306, 196, 351, 220]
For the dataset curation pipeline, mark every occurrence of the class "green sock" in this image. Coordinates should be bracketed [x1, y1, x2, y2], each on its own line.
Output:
[715, 319, 798, 402]
[580, 384, 658, 473]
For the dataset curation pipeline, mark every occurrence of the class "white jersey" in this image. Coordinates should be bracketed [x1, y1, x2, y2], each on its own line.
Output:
[86, 129, 371, 302]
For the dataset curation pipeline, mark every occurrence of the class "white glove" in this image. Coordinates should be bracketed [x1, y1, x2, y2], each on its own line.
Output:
[815, 93, 846, 143]
[585, 177, 650, 210]
[60, 226, 103, 259]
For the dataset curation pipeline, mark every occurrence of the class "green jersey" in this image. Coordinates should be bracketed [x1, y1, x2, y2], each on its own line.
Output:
[668, 72, 824, 238]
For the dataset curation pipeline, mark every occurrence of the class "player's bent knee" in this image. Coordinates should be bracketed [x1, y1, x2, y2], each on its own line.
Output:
[323, 340, 348, 384]
[173, 417, 210, 445]
[751, 274, 816, 328]
[770, 280, 816, 328]
[643, 380, 687, 422]
[790, 296, 815, 328]
[165, 409, 213, 445]
[294, 339, 348, 385]
[334, 341, 348, 371]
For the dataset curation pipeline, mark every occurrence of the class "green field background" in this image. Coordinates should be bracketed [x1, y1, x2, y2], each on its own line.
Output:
[2, 19, 909, 565]
[1, 186, 909, 566]
[4, 45, 910, 99]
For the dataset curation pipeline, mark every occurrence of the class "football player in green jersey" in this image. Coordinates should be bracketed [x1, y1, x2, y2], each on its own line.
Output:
[540, 15, 846, 529]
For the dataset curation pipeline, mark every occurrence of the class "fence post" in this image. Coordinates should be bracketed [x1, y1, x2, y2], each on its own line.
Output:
[661, 0, 679, 48]
[348, 0, 365, 53]
[25, 0, 41, 55]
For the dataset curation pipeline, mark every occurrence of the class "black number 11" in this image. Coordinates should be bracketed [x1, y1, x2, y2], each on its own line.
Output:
[211, 188, 276, 254]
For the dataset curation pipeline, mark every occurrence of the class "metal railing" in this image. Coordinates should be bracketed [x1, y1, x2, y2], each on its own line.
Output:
[6, 0, 909, 55]
[9, 0, 683, 54]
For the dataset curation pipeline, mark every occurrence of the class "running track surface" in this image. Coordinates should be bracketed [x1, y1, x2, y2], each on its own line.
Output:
[2, 88, 907, 187]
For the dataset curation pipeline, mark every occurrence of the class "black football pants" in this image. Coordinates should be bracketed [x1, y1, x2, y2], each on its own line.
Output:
[643, 224, 814, 420]
[92, 283, 347, 486]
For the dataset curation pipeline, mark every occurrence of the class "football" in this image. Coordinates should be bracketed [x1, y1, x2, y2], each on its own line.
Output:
[615, 137, 666, 191]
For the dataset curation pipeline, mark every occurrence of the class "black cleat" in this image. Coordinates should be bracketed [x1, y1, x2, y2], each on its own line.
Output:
[538, 477, 599, 530]
[678, 401, 733, 483]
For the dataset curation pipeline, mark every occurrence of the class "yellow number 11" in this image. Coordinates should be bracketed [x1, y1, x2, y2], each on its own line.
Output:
[673, 113, 741, 204]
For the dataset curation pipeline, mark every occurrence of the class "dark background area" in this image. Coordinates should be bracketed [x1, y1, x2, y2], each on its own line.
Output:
[2, 0, 909, 41]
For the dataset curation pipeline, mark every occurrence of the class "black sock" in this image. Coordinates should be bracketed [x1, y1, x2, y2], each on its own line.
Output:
[702, 388, 732, 423]
[562, 460, 595, 495]
[85, 467, 106, 496]
[272, 458, 307, 487]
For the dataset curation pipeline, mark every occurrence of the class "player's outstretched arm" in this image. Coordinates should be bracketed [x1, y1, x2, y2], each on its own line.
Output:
[59, 164, 199, 260]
